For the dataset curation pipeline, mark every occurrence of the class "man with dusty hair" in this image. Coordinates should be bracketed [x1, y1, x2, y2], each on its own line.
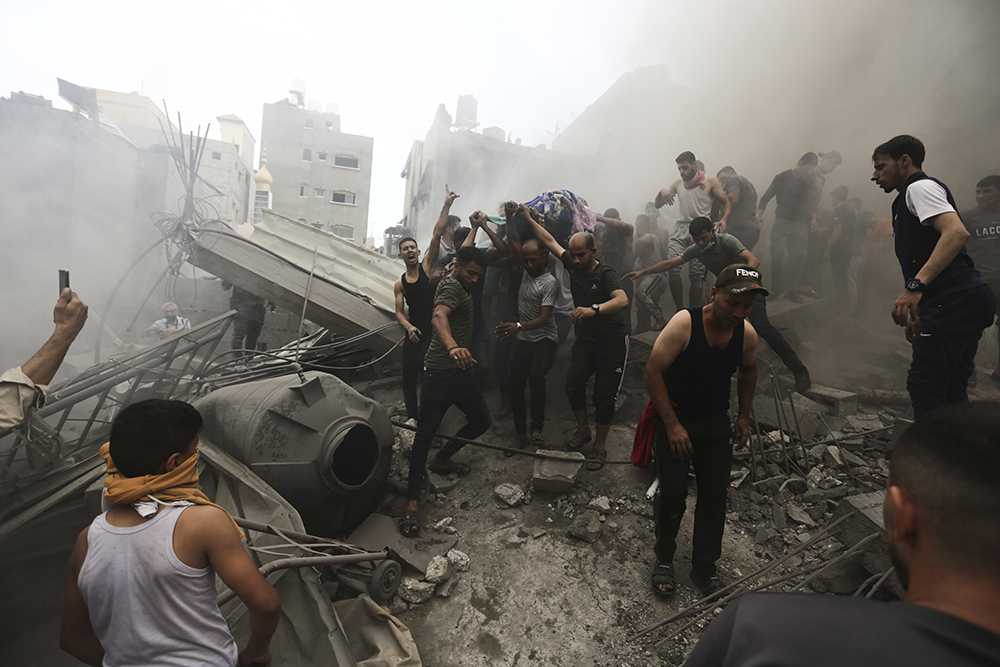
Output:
[682, 401, 1000, 666]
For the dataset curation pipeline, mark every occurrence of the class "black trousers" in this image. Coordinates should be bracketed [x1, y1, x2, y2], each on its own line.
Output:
[401, 334, 431, 420]
[653, 410, 732, 575]
[565, 334, 628, 425]
[747, 294, 803, 373]
[509, 338, 558, 435]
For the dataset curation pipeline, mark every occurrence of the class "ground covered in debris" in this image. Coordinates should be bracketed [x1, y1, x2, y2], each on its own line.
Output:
[355, 304, 1000, 666]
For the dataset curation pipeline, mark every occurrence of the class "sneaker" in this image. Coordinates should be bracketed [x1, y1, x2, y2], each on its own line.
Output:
[690, 569, 728, 600]
[793, 366, 811, 393]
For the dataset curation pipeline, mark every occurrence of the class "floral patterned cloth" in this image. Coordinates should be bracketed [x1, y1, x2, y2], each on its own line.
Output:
[524, 189, 596, 242]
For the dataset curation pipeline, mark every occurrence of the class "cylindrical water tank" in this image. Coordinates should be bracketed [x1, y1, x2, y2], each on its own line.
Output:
[192, 372, 393, 536]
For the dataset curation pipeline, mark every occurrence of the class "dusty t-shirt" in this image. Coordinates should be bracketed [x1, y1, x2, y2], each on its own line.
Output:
[962, 206, 1000, 283]
[559, 252, 626, 339]
[423, 274, 475, 370]
[680, 233, 747, 277]
[722, 174, 759, 232]
[517, 272, 559, 343]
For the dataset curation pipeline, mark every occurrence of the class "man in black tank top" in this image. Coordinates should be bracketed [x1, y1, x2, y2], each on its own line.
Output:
[394, 188, 458, 420]
[643, 264, 761, 599]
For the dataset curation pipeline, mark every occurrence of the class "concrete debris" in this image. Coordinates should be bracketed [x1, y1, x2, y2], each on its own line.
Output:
[435, 574, 459, 598]
[568, 509, 603, 543]
[532, 449, 584, 492]
[398, 576, 435, 604]
[823, 445, 844, 467]
[394, 424, 416, 452]
[385, 595, 408, 615]
[447, 549, 470, 572]
[786, 505, 817, 527]
[428, 472, 457, 494]
[424, 555, 455, 584]
[494, 483, 525, 507]
[808, 444, 828, 465]
[432, 517, 458, 534]
[588, 495, 611, 512]
[730, 468, 751, 488]
[802, 385, 858, 416]
[530, 527, 548, 539]
[841, 450, 868, 468]
[771, 501, 787, 529]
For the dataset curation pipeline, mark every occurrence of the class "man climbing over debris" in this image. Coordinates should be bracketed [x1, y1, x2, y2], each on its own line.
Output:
[682, 401, 1000, 666]
[640, 264, 759, 599]
[394, 186, 458, 420]
[871, 134, 996, 418]
[401, 244, 491, 537]
[526, 212, 629, 471]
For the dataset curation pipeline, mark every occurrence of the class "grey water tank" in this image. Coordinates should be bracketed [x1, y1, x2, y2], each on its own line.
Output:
[192, 372, 393, 536]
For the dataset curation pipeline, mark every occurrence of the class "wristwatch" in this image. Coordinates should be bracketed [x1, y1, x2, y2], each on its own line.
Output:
[905, 278, 925, 292]
[591, 304, 601, 314]
[516, 322, 523, 331]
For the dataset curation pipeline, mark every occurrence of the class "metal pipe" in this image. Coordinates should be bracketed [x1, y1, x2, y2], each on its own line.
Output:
[786, 389, 810, 468]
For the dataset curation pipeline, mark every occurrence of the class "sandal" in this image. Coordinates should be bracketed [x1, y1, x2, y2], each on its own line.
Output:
[429, 458, 471, 475]
[651, 561, 676, 597]
[399, 509, 420, 538]
[531, 430, 545, 446]
[586, 448, 607, 471]
[567, 429, 592, 450]
[507, 435, 527, 458]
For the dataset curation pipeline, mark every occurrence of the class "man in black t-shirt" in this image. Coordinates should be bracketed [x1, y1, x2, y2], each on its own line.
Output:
[683, 402, 1000, 667]
[961, 174, 1000, 385]
[526, 208, 629, 471]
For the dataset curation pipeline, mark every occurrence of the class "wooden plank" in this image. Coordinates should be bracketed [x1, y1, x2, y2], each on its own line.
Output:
[189, 229, 398, 354]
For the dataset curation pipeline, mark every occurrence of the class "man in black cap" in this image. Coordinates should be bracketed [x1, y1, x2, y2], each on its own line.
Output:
[640, 263, 760, 599]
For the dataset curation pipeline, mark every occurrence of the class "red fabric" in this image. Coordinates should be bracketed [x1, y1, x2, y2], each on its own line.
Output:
[632, 400, 659, 468]
[682, 170, 707, 191]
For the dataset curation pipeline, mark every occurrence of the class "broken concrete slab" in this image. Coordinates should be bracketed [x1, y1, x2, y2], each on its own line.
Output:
[588, 496, 611, 513]
[786, 505, 817, 527]
[841, 450, 868, 468]
[803, 385, 858, 417]
[568, 509, 603, 543]
[424, 555, 454, 584]
[398, 576, 435, 604]
[447, 548, 470, 572]
[823, 445, 843, 467]
[532, 449, 584, 493]
[348, 512, 457, 574]
[771, 501, 787, 529]
[428, 472, 457, 494]
[494, 483, 525, 507]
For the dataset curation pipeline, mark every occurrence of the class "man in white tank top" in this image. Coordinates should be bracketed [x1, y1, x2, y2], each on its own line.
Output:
[60, 400, 280, 667]
[655, 151, 732, 312]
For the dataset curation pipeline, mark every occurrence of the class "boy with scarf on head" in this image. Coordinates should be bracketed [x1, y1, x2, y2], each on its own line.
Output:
[60, 400, 280, 667]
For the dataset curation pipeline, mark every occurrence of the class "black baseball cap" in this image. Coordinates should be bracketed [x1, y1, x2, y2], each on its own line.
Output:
[715, 264, 769, 296]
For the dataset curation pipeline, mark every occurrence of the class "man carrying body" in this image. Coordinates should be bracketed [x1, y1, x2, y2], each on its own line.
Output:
[527, 214, 629, 470]
[757, 153, 820, 302]
[632, 213, 669, 332]
[871, 135, 995, 418]
[717, 166, 760, 251]
[656, 151, 732, 310]
[143, 302, 191, 339]
[626, 218, 810, 392]
[960, 175, 1000, 385]
[401, 245, 491, 536]
[642, 264, 759, 598]
[683, 401, 1000, 666]
[1, 288, 88, 437]
[394, 187, 458, 420]
[496, 203, 560, 453]
[60, 399, 280, 666]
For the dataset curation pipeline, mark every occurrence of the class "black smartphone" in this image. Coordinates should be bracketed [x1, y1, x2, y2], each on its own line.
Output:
[59, 269, 70, 294]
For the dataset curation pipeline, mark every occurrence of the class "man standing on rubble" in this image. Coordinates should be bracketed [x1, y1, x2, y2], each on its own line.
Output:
[400, 244, 491, 537]
[526, 213, 629, 471]
[656, 151, 732, 311]
[639, 264, 759, 599]
[871, 135, 995, 418]
[960, 175, 1000, 386]
[682, 401, 1000, 666]
[626, 218, 810, 392]
[394, 187, 458, 420]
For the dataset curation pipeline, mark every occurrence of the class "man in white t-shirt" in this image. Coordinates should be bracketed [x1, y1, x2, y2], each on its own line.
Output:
[871, 134, 996, 418]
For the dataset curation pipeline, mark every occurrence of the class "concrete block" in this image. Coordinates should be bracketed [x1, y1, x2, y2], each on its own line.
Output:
[428, 472, 457, 494]
[532, 449, 584, 493]
[424, 555, 454, 584]
[803, 385, 858, 417]
[568, 510, 603, 543]
[398, 577, 435, 604]
[494, 483, 524, 507]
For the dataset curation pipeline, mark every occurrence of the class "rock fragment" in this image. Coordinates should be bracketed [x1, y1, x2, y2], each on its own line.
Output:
[398, 577, 435, 604]
[447, 549, 470, 572]
[494, 483, 525, 507]
[568, 509, 603, 543]
[424, 555, 454, 584]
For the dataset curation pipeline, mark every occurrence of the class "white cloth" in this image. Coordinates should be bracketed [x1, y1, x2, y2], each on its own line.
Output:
[78, 505, 238, 667]
[906, 180, 956, 225]
[0, 367, 46, 437]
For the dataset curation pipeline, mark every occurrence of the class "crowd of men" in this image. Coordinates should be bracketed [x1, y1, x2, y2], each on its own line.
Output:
[0, 132, 991, 664]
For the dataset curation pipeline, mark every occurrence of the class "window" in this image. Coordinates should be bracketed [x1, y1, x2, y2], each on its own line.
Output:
[331, 224, 353, 239]
[330, 191, 357, 205]
[334, 154, 360, 169]
[302, 148, 312, 161]
[299, 184, 309, 197]
[211, 151, 222, 160]
[317, 151, 328, 161]
[315, 188, 325, 197]
[304, 118, 314, 129]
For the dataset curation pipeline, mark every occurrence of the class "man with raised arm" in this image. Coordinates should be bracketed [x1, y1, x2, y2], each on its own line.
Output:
[656, 151, 732, 310]
[394, 186, 459, 420]
[526, 212, 629, 470]
[641, 264, 760, 599]
[871, 134, 995, 417]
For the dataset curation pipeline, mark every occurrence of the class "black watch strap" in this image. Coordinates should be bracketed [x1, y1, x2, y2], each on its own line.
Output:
[906, 278, 925, 292]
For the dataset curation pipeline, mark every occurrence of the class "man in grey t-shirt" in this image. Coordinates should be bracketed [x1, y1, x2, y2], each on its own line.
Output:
[717, 167, 760, 251]
[961, 174, 1000, 385]
[498, 205, 561, 452]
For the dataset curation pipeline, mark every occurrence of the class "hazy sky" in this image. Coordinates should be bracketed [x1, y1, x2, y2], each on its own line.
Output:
[3, 0, 999, 238]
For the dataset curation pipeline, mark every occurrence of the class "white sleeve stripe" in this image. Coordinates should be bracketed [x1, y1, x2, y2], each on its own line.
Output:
[905, 180, 956, 225]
